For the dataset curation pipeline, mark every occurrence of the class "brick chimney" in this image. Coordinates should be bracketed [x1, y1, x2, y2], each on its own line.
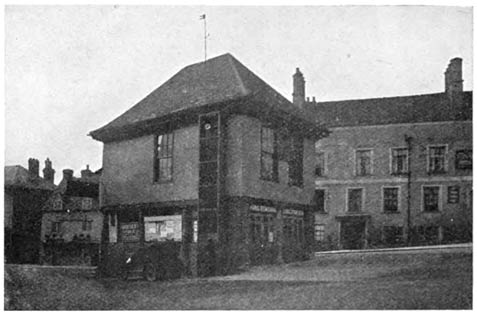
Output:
[42, 158, 55, 184]
[62, 169, 74, 182]
[81, 165, 93, 179]
[293, 68, 305, 109]
[28, 158, 40, 178]
[445, 58, 463, 97]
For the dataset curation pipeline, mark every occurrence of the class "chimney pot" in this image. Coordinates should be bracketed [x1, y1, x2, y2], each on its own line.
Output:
[63, 169, 74, 181]
[28, 158, 40, 178]
[293, 67, 306, 109]
[445, 57, 463, 95]
[81, 164, 93, 179]
[43, 158, 55, 184]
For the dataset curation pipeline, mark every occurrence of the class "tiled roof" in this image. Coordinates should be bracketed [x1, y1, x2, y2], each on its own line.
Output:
[306, 91, 472, 128]
[90, 53, 317, 141]
[4, 165, 56, 190]
[55, 173, 100, 198]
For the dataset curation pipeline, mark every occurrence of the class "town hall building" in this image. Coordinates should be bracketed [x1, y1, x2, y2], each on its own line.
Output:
[90, 53, 328, 277]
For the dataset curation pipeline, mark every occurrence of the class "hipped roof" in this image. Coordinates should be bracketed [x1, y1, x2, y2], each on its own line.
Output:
[90, 53, 323, 142]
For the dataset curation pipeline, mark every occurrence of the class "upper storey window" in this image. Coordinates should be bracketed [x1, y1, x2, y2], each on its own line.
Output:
[154, 132, 174, 182]
[355, 149, 372, 176]
[260, 126, 278, 182]
[455, 149, 472, 170]
[428, 145, 447, 174]
[315, 152, 326, 177]
[391, 148, 408, 175]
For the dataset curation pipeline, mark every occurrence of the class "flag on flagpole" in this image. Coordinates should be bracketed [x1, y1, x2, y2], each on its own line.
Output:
[200, 14, 206, 20]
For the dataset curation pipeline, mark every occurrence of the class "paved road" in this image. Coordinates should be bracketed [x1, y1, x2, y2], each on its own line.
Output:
[214, 243, 472, 282]
[5, 244, 473, 310]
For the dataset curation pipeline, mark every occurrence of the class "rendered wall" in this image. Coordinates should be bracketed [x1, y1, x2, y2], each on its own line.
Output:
[225, 114, 316, 205]
[101, 125, 199, 206]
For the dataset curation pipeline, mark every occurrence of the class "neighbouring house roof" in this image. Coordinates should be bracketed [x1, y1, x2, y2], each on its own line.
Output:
[90, 53, 324, 142]
[306, 91, 472, 128]
[4, 165, 56, 191]
[55, 174, 100, 199]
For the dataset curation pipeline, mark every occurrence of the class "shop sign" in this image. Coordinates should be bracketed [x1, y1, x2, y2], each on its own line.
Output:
[120, 222, 139, 242]
[144, 215, 182, 242]
[250, 205, 277, 213]
[283, 209, 304, 216]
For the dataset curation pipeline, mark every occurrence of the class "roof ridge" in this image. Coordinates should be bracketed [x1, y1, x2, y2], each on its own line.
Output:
[312, 92, 446, 105]
[226, 54, 250, 96]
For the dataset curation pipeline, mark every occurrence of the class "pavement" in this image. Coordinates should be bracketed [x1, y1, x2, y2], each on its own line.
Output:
[213, 243, 472, 282]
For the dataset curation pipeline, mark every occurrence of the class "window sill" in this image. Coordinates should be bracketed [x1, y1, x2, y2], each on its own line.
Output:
[422, 210, 441, 213]
[288, 183, 304, 189]
[427, 171, 447, 175]
[383, 211, 401, 214]
[391, 172, 409, 176]
[153, 179, 173, 185]
[260, 177, 279, 183]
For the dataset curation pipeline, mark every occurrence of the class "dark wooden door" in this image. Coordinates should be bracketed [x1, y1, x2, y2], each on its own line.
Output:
[341, 220, 365, 249]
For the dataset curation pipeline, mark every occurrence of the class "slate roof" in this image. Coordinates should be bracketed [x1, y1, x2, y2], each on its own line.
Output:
[306, 91, 472, 128]
[4, 165, 56, 190]
[90, 53, 319, 141]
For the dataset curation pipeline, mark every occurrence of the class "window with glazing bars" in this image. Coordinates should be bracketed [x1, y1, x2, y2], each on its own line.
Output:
[423, 186, 440, 212]
[383, 187, 399, 212]
[261, 126, 277, 181]
[356, 149, 372, 176]
[428, 146, 446, 174]
[155, 132, 173, 182]
[391, 148, 408, 174]
[314, 224, 325, 242]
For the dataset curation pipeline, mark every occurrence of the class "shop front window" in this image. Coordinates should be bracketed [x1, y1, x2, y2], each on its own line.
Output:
[145, 215, 182, 242]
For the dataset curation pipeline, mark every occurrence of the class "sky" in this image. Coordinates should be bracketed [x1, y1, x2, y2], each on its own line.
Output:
[4, 5, 473, 183]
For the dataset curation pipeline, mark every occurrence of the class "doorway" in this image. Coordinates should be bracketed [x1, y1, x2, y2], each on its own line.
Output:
[340, 220, 366, 249]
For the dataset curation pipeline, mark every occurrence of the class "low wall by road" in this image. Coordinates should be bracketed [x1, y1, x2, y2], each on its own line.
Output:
[314, 243, 472, 257]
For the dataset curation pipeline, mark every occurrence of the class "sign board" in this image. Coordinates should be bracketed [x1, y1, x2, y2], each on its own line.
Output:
[144, 215, 182, 242]
[283, 209, 304, 216]
[193, 220, 198, 243]
[455, 150, 472, 170]
[119, 222, 139, 242]
[250, 205, 277, 213]
[447, 186, 460, 204]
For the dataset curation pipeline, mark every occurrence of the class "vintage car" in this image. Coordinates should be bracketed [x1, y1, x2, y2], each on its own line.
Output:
[121, 241, 184, 281]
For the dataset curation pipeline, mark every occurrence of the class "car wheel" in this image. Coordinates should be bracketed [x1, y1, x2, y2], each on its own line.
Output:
[143, 262, 157, 282]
